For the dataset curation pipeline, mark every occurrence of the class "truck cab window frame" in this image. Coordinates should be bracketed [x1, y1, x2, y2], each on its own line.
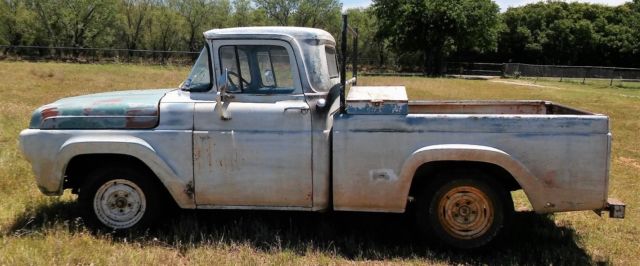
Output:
[181, 44, 213, 92]
[218, 44, 298, 95]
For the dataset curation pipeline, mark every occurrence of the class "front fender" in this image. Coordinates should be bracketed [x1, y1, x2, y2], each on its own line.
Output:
[57, 135, 194, 208]
[397, 144, 546, 211]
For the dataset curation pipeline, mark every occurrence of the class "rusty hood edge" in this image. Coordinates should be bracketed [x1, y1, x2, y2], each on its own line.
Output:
[29, 88, 176, 129]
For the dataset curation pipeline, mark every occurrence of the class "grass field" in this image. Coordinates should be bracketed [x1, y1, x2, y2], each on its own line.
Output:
[0, 61, 638, 265]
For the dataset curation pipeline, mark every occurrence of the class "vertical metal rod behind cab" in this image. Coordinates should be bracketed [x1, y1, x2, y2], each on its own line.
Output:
[352, 27, 358, 86]
[340, 15, 348, 113]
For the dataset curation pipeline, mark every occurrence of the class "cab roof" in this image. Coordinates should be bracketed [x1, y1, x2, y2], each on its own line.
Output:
[203, 27, 335, 44]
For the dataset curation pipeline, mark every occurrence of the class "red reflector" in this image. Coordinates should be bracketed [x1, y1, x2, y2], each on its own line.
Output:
[41, 106, 59, 119]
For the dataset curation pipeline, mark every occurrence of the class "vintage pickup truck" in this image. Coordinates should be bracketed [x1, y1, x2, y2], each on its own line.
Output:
[19, 25, 624, 248]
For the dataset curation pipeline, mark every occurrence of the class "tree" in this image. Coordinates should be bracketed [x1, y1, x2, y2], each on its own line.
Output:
[209, 0, 232, 28]
[629, 0, 640, 57]
[253, 0, 341, 32]
[147, 2, 185, 61]
[61, 0, 118, 48]
[295, 0, 341, 29]
[373, 0, 500, 74]
[232, 0, 270, 26]
[232, 0, 252, 26]
[498, 1, 640, 67]
[0, 0, 38, 46]
[0, 0, 348, 63]
[345, 8, 385, 66]
[254, 0, 300, 26]
[31, 0, 118, 48]
[118, 0, 152, 51]
[175, 0, 212, 52]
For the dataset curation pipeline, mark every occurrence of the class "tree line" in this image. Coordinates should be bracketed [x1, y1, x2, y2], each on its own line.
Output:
[0, 0, 342, 55]
[1, 0, 639, 72]
[371, 0, 640, 72]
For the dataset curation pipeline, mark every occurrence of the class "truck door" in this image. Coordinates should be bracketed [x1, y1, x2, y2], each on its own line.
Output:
[193, 41, 313, 208]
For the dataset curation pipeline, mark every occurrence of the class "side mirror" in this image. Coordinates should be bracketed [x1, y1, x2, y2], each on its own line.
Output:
[217, 69, 230, 94]
[217, 69, 235, 101]
[215, 69, 233, 120]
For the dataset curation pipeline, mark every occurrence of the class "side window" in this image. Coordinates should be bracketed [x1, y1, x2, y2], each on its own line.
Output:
[256, 51, 275, 87]
[257, 46, 294, 89]
[325, 46, 339, 78]
[219, 46, 252, 92]
[220, 45, 296, 94]
[182, 47, 211, 91]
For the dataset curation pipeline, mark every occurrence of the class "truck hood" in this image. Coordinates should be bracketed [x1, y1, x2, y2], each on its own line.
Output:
[29, 89, 175, 129]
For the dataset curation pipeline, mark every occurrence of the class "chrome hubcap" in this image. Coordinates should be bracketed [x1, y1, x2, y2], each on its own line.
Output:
[93, 179, 146, 229]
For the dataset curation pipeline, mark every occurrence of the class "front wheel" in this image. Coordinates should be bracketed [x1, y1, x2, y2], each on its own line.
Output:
[78, 167, 160, 231]
[417, 176, 513, 249]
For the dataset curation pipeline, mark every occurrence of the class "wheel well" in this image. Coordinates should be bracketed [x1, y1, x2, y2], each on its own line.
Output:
[408, 161, 521, 199]
[64, 154, 171, 200]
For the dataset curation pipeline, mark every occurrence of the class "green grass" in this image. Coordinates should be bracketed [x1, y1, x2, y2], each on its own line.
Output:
[1, 62, 638, 265]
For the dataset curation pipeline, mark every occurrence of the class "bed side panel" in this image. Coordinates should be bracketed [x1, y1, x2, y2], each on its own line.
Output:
[332, 114, 610, 213]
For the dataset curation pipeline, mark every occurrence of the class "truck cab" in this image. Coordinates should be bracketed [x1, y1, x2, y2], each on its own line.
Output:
[183, 27, 340, 210]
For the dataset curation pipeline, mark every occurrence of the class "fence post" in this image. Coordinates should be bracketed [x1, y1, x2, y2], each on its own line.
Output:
[582, 67, 589, 84]
[610, 68, 616, 87]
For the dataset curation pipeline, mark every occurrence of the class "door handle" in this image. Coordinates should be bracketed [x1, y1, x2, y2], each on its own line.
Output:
[284, 106, 310, 114]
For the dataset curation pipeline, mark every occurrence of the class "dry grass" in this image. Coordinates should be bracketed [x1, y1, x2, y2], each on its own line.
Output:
[1, 62, 638, 265]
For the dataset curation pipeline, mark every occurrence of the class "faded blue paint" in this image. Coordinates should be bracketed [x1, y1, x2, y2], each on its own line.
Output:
[29, 89, 174, 129]
[335, 114, 608, 134]
[346, 102, 408, 115]
[346, 86, 408, 115]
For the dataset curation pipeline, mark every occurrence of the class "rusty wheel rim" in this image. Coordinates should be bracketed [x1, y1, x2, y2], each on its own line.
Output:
[437, 186, 494, 239]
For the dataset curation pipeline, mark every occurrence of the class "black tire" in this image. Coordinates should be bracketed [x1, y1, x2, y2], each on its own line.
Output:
[416, 172, 513, 249]
[78, 166, 161, 231]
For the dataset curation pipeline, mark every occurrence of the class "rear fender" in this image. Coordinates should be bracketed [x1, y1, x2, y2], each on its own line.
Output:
[398, 144, 546, 211]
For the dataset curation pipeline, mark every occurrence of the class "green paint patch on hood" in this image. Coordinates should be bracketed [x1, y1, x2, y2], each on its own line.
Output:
[29, 89, 175, 129]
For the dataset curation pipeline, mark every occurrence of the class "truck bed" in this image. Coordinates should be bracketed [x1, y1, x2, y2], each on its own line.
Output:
[332, 100, 610, 214]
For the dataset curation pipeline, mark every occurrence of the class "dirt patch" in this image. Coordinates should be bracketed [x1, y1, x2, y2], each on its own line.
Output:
[447, 75, 501, 80]
[618, 157, 640, 170]
[492, 79, 640, 99]
[489, 79, 563, 90]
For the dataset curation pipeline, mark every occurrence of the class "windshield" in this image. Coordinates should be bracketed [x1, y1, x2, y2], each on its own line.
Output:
[181, 47, 211, 91]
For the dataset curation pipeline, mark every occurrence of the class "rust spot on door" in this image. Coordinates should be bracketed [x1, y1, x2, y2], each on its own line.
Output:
[542, 171, 557, 187]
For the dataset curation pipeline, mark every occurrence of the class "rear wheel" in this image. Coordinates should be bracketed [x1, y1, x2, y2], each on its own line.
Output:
[78, 167, 160, 231]
[417, 175, 513, 248]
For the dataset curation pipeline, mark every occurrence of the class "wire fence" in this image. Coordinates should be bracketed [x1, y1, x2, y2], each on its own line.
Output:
[445, 62, 504, 76]
[361, 61, 640, 87]
[503, 63, 640, 85]
[3, 45, 640, 87]
[0, 45, 199, 65]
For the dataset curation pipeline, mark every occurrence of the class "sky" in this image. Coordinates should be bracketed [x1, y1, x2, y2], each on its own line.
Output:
[342, 0, 630, 11]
